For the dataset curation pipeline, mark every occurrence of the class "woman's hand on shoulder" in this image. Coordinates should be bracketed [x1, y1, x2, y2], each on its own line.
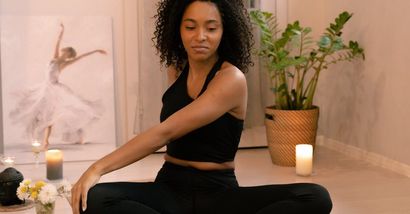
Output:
[71, 166, 102, 214]
[161, 63, 246, 141]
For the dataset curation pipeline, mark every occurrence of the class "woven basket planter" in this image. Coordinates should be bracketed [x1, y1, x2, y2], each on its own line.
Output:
[264, 106, 319, 166]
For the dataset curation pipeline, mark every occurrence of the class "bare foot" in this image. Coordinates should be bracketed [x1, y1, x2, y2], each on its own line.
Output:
[74, 140, 85, 145]
[74, 129, 85, 144]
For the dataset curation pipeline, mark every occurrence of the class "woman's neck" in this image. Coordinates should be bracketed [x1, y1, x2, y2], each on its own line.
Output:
[187, 55, 219, 79]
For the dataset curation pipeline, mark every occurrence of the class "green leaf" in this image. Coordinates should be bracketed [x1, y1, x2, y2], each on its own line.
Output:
[327, 11, 352, 36]
[318, 36, 331, 48]
[251, 10, 364, 110]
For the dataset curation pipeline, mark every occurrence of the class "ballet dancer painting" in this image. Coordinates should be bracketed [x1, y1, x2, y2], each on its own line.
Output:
[1, 17, 117, 163]
[9, 23, 106, 150]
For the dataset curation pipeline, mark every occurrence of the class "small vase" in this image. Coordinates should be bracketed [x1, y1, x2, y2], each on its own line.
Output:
[35, 201, 55, 214]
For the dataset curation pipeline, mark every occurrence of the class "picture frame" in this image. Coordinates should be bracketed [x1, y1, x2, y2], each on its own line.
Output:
[0, 16, 117, 164]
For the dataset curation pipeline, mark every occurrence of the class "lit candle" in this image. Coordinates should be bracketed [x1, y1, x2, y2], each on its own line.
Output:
[295, 144, 313, 176]
[3, 156, 15, 168]
[46, 149, 63, 180]
[32, 140, 42, 154]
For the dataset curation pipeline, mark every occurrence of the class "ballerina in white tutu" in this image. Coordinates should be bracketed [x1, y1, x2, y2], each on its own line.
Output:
[10, 23, 106, 149]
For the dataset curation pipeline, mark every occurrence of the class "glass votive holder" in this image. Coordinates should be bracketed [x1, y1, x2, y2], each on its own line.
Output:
[1, 156, 16, 168]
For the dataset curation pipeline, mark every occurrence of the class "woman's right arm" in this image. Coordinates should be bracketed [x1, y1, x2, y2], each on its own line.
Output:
[71, 123, 173, 214]
[54, 23, 64, 59]
[71, 67, 178, 213]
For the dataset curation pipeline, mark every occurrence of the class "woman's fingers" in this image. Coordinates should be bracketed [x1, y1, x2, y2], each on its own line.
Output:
[71, 185, 80, 214]
[98, 50, 107, 55]
[81, 187, 88, 212]
[71, 183, 87, 214]
[71, 169, 100, 214]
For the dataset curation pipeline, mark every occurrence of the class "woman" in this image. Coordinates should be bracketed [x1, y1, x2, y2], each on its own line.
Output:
[71, 1, 332, 213]
[10, 23, 106, 149]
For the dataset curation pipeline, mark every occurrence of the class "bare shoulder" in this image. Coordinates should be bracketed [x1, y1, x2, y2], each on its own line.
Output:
[166, 65, 180, 86]
[206, 61, 247, 116]
[211, 61, 247, 90]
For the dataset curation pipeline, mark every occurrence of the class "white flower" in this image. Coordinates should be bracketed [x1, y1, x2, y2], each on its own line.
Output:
[16, 185, 29, 200]
[57, 180, 72, 198]
[20, 179, 32, 186]
[58, 180, 72, 194]
[38, 184, 58, 204]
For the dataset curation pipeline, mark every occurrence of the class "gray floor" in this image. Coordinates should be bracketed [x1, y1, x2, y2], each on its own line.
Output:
[2, 146, 410, 213]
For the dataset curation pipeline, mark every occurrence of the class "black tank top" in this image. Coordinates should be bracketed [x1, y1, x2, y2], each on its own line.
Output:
[160, 59, 244, 163]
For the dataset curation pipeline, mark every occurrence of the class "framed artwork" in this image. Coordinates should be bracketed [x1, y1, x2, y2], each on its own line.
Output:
[0, 16, 116, 164]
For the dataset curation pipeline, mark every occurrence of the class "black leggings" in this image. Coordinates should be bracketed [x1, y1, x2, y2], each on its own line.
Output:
[82, 162, 332, 214]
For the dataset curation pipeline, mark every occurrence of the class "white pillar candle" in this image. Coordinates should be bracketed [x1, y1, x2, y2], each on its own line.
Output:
[46, 149, 63, 180]
[3, 156, 15, 168]
[295, 144, 313, 176]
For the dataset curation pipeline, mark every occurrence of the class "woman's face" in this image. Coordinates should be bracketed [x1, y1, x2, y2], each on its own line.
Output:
[180, 1, 223, 62]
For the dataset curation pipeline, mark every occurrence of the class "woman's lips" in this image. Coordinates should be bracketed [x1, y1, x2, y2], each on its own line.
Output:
[192, 46, 209, 53]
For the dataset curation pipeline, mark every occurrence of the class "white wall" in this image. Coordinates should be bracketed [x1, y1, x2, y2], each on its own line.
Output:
[288, 0, 410, 165]
[133, 0, 165, 136]
[0, 0, 141, 148]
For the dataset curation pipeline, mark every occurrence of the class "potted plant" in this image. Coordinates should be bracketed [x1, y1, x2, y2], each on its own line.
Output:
[250, 11, 365, 166]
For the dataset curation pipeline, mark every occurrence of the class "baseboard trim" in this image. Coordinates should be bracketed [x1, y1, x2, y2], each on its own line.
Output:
[317, 135, 410, 178]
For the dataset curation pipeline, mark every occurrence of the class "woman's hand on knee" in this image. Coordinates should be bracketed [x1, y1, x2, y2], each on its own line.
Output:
[71, 167, 101, 214]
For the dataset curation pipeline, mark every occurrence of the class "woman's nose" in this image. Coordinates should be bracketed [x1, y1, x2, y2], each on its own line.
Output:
[195, 28, 206, 41]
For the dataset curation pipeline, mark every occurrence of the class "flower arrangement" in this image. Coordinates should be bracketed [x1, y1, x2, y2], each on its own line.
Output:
[16, 179, 71, 213]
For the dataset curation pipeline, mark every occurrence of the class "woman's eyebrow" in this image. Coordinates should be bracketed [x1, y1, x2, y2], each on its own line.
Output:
[182, 18, 196, 23]
[182, 18, 220, 24]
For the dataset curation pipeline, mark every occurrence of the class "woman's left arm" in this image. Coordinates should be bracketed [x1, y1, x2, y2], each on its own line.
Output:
[62, 49, 106, 68]
[161, 66, 247, 140]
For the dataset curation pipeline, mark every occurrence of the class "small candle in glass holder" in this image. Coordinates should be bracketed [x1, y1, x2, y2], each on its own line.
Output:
[32, 140, 42, 154]
[2, 156, 15, 168]
[295, 144, 313, 176]
[46, 149, 63, 180]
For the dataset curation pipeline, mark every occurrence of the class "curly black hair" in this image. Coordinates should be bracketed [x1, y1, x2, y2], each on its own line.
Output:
[153, 0, 254, 73]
